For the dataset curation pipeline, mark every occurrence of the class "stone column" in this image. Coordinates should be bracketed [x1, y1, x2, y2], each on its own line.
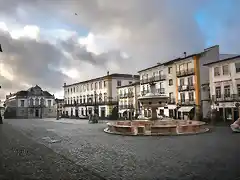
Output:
[151, 107, 158, 120]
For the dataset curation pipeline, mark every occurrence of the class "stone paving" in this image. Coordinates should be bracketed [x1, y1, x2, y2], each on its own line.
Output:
[2, 118, 240, 180]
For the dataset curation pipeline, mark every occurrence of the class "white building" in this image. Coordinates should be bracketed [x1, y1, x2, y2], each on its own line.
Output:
[138, 45, 220, 120]
[138, 62, 178, 119]
[63, 73, 139, 119]
[117, 81, 140, 119]
[204, 55, 240, 122]
[55, 98, 64, 116]
[4, 85, 56, 119]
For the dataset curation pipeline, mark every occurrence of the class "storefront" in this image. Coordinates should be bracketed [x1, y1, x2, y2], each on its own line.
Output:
[211, 102, 240, 122]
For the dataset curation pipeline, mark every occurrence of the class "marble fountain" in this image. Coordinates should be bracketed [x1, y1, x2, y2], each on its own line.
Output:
[104, 82, 209, 136]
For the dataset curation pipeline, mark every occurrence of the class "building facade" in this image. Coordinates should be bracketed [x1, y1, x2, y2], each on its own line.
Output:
[63, 73, 139, 119]
[204, 55, 240, 122]
[138, 45, 220, 120]
[55, 98, 64, 116]
[4, 85, 56, 119]
[117, 81, 140, 119]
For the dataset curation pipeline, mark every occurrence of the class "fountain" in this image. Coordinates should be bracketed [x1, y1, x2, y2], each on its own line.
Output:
[104, 82, 209, 136]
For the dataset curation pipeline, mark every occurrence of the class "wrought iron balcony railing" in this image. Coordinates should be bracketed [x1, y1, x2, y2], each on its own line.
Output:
[176, 68, 195, 77]
[140, 75, 167, 84]
[178, 84, 195, 91]
[178, 99, 195, 105]
[119, 104, 134, 110]
[212, 94, 240, 102]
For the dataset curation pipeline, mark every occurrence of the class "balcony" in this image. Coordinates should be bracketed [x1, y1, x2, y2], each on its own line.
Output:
[119, 104, 134, 110]
[168, 98, 176, 104]
[212, 94, 240, 102]
[141, 90, 150, 96]
[176, 68, 195, 77]
[140, 75, 167, 84]
[178, 84, 195, 92]
[119, 92, 134, 99]
[156, 88, 165, 94]
[28, 104, 46, 108]
[178, 99, 195, 106]
[64, 97, 118, 106]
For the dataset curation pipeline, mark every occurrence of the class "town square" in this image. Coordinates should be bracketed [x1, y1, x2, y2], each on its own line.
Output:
[1, 0, 240, 179]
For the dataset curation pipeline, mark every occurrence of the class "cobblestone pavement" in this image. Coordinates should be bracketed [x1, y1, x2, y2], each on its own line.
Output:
[3, 118, 240, 180]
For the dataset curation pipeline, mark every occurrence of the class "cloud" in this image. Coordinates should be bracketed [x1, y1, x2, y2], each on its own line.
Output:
[1, 0, 240, 99]
[0, 22, 128, 99]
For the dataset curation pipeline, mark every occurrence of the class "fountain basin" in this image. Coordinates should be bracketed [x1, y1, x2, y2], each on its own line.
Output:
[104, 120, 209, 136]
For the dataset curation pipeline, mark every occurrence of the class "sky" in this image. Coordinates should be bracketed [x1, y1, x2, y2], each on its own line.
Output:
[0, 0, 240, 99]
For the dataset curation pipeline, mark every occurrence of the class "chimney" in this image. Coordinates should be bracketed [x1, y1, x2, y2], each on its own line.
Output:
[107, 71, 109, 76]
[183, 52, 187, 57]
[64, 83, 66, 86]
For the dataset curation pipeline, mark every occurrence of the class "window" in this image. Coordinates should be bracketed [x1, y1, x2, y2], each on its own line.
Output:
[180, 78, 184, 86]
[20, 100, 24, 107]
[222, 65, 229, 75]
[35, 98, 39, 106]
[87, 84, 89, 91]
[188, 76, 193, 86]
[99, 81, 102, 89]
[117, 80, 122, 86]
[169, 79, 173, 86]
[169, 92, 173, 99]
[214, 67, 220, 76]
[146, 74, 148, 80]
[189, 92, 194, 101]
[180, 93, 185, 102]
[95, 82, 98, 89]
[235, 62, 240, 73]
[224, 85, 230, 97]
[129, 81, 132, 84]
[153, 72, 155, 77]
[40, 98, 44, 105]
[47, 100, 51, 107]
[104, 81, 106, 88]
[168, 67, 172, 74]
[215, 87, 221, 98]
[73, 87, 75, 93]
[91, 83, 93, 90]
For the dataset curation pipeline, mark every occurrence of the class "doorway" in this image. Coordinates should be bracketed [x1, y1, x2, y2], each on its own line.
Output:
[75, 109, 78, 117]
[35, 109, 39, 117]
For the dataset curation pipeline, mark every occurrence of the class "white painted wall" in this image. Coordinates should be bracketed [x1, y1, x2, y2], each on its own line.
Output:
[209, 57, 240, 96]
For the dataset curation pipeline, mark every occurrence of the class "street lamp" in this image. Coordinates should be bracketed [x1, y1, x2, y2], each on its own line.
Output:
[0, 44, 3, 124]
[94, 91, 98, 115]
[56, 98, 59, 120]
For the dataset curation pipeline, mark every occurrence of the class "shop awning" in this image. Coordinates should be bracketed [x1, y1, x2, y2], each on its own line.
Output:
[178, 106, 194, 112]
[119, 110, 127, 114]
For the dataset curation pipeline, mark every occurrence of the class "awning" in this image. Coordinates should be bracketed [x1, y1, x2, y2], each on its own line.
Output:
[178, 106, 194, 112]
[119, 110, 127, 114]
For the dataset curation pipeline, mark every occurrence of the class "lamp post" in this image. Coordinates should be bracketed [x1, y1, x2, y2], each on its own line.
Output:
[94, 91, 97, 115]
[0, 44, 3, 124]
[56, 98, 59, 120]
